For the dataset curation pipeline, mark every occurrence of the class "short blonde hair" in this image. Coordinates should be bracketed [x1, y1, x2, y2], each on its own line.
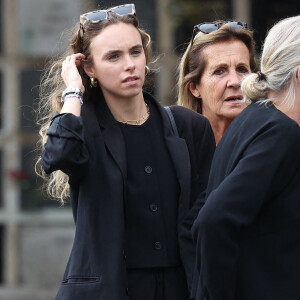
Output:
[242, 15, 300, 108]
[177, 24, 257, 113]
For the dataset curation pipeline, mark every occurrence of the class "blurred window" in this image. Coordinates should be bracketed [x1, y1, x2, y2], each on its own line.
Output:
[18, 0, 80, 56]
[20, 69, 41, 133]
[21, 146, 59, 210]
[19, 69, 65, 209]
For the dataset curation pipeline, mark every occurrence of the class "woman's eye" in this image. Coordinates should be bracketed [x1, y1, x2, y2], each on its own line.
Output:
[238, 66, 250, 73]
[213, 69, 225, 76]
[108, 54, 119, 61]
[131, 50, 141, 56]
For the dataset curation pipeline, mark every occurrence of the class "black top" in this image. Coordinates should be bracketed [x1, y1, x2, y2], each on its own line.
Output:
[192, 103, 300, 300]
[119, 100, 180, 268]
[41, 91, 216, 300]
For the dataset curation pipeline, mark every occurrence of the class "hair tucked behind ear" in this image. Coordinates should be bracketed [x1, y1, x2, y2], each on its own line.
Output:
[242, 16, 300, 108]
[35, 13, 153, 204]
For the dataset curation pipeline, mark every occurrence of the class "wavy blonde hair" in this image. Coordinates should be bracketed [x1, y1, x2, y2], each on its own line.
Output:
[241, 15, 300, 108]
[177, 24, 257, 113]
[35, 13, 152, 204]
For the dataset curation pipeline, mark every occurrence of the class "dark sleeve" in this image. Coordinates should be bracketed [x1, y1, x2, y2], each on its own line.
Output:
[179, 191, 206, 299]
[173, 107, 216, 295]
[191, 114, 216, 198]
[192, 120, 300, 300]
[42, 113, 89, 182]
[170, 106, 215, 199]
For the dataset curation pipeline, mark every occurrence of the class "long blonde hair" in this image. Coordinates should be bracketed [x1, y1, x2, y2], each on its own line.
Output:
[36, 13, 152, 204]
[177, 24, 257, 113]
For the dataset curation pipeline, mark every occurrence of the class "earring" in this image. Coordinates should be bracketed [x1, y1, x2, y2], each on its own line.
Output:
[90, 77, 98, 88]
[145, 65, 150, 76]
[192, 92, 201, 98]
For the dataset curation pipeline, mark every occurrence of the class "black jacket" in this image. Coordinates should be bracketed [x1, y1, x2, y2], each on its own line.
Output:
[192, 103, 300, 300]
[42, 92, 215, 300]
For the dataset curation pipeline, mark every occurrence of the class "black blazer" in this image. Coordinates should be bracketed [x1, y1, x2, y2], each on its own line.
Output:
[42, 92, 215, 300]
[192, 103, 300, 300]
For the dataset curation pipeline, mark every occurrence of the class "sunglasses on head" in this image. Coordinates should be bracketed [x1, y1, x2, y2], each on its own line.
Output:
[80, 3, 136, 38]
[191, 21, 248, 44]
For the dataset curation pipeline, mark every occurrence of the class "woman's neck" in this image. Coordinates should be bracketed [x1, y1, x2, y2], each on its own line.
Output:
[270, 90, 300, 126]
[276, 104, 300, 126]
[104, 91, 148, 125]
[207, 118, 233, 145]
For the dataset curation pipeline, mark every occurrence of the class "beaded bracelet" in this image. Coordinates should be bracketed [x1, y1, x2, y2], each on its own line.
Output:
[61, 93, 83, 106]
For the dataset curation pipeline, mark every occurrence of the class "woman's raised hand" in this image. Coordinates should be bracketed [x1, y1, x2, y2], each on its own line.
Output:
[61, 53, 86, 93]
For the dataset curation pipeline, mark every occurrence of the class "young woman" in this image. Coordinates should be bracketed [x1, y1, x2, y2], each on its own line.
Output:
[36, 4, 215, 300]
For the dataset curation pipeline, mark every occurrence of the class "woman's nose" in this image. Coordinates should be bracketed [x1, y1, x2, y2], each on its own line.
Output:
[124, 56, 135, 71]
[227, 72, 241, 88]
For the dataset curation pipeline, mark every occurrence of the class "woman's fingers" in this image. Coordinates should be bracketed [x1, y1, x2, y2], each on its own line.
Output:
[63, 54, 85, 67]
[61, 53, 86, 91]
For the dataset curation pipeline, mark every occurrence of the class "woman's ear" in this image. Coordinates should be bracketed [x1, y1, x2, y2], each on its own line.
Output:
[83, 64, 95, 78]
[297, 66, 300, 81]
[189, 82, 201, 98]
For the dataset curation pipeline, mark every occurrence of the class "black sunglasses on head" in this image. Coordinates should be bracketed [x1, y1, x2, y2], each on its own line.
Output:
[80, 3, 136, 38]
[191, 21, 248, 45]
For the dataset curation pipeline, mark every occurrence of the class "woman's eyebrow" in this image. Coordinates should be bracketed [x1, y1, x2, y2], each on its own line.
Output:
[103, 44, 143, 58]
[102, 49, 121, 58]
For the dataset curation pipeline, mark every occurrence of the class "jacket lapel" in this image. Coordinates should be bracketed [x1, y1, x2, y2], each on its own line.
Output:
[93, 97, 127, 178]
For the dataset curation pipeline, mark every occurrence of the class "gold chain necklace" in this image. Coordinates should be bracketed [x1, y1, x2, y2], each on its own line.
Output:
[121, 103, 150, 125]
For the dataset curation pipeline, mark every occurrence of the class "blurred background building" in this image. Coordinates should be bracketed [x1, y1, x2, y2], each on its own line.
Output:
[0, 0, 299, 299]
